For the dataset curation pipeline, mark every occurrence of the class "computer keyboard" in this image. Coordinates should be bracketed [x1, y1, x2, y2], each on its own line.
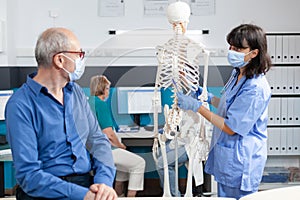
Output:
[117, 125, 140, 133]
[144, 125, 154, 131]
[117, 125, 164, 132]
[143, 125, 164, 131]
[129, 126, 140, 132]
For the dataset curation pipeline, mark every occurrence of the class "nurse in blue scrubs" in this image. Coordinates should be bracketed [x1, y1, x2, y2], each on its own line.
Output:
[177, 24, 272, 199]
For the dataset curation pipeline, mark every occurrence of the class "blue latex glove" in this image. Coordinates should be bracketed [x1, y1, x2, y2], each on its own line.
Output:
[191, 86, 214, 104]
[158, 128, 164, 134]
[177, 92, 202, 112]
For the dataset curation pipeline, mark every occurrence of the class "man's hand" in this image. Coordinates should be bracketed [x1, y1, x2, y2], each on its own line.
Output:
[84, 190, 96, 200]
[84, 183, 117, 200]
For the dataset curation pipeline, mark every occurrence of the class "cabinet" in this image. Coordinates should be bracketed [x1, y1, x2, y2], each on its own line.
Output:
[262, 33, 300, 190]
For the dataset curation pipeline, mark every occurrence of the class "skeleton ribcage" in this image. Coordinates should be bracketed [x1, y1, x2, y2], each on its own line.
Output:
[156, 35, 202, 93]
[155, 34, 205, 138]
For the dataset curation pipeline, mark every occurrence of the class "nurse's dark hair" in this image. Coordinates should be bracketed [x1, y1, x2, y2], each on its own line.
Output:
[90, 75, 111, 96]
[226, 24, 272, 78]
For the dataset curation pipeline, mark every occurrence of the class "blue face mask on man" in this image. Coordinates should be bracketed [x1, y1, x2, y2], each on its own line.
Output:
[227, 50, 252, 68]
[61, 54, 86, 81]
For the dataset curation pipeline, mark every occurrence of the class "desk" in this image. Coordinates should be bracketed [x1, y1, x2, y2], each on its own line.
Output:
[117, 128, 156, 147]
[117, 129, 162, 195]
[0, 146, 12, 198]
[240, 185, 300, 200]
[117, 129, 218, 196]
[119, 197, 234, 200]
[0, 196, 234, 200]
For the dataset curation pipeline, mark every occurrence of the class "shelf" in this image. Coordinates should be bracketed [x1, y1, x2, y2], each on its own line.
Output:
[271, 63, 300, 66]
[259, 182, 300, 190]
[267, 124, 300, 128]
[271, 94, 300, 97]
[266, 33, 300, 36]
[264, 33, 300, 192]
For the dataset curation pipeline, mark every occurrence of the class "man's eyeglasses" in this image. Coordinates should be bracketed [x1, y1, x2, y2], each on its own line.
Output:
[55, 49, 85, 59]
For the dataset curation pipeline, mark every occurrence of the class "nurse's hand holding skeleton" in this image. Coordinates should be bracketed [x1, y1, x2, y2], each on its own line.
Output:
[177, 92, 235, 136]
[177, 92, 202, 112]
[191, 86, 214, 104]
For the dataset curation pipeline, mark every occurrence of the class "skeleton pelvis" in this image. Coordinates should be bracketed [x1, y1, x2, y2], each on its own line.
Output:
[163, 104, 182, 140]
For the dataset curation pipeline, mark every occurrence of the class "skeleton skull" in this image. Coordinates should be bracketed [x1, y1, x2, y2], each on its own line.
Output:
[167, 1, 191, 33]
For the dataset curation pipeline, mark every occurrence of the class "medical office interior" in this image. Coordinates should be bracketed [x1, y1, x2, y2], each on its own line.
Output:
[0, 0, 300, 199]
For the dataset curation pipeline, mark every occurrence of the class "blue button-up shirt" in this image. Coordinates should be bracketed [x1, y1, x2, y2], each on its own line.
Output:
[5, 73, 116, 199]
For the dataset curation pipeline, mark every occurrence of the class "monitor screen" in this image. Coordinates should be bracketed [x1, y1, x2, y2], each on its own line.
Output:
[117, 87, 162, 114]
[0, 90, 13, 120]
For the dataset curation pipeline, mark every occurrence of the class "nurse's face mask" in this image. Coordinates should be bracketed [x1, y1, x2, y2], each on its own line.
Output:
[227, 49, 252, 68]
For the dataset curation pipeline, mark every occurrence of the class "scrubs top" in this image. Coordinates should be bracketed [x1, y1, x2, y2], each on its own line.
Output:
[205, 70, 271, 192]
[94, 97, 116, 150]
[95, 97, 114, 129]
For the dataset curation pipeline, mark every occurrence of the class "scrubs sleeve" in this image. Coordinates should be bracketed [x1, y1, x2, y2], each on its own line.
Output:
[225, 89, 265, 137]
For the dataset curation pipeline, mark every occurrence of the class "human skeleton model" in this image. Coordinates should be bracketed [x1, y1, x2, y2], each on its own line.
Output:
[152, 1, 211, 197]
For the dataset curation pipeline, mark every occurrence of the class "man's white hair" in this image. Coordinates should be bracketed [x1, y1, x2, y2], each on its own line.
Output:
[167, 1, 191, 24]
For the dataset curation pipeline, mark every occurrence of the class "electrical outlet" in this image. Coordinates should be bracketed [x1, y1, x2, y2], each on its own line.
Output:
[49, 10, 59, 18]
[218, 48, 228, 57]
[207, 48, 218, 57]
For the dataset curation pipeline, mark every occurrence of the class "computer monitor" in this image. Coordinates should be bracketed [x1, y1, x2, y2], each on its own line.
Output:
[0, 90, 13, 120]
[117, 87, 162, 115]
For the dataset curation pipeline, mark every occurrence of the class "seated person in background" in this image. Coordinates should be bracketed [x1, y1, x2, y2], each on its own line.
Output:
[5, 27, 117, 200]
[90, 75, 146, 197]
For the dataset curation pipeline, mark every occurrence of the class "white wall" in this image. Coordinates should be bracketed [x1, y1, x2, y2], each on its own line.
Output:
[1, 0, 300, 66]
[0, 0, 7, 65]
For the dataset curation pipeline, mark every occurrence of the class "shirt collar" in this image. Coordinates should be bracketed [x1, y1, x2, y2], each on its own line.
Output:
[233, 67, 240, 78]
[27, 72, 74, 96]
[65, 81, 74, 91]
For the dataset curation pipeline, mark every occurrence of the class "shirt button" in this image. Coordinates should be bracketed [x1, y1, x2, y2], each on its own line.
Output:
[71, 154, 77, 161]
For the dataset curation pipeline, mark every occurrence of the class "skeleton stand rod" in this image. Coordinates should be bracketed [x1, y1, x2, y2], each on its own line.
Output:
[174, 133, 179, 197]
[152, 66, 162, 163]
[199, 50, 210, 101]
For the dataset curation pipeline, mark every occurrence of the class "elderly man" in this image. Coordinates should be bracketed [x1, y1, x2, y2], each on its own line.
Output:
[5, 27, 117, 200]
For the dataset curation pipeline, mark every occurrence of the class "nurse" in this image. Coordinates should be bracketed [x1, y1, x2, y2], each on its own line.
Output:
[177, 24, 272, 199]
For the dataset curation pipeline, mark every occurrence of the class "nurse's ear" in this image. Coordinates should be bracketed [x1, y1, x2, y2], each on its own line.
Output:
[250, 49, 259, 59]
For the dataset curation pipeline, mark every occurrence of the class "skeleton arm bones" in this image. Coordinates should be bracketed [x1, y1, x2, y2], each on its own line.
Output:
[196, 49, 233, 135]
